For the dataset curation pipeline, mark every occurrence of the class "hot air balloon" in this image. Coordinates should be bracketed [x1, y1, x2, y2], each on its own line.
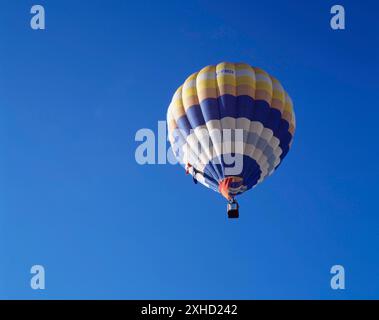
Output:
[167, 62, 295, 218]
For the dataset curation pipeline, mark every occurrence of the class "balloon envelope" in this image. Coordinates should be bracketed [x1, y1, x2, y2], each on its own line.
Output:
[167, 62, 295, 200]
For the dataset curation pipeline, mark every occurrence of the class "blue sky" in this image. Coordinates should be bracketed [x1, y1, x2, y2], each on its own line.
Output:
[0, 0, 378, 299]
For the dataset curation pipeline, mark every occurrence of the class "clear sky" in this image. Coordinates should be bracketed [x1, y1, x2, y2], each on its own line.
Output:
[1, 0, 378, 299]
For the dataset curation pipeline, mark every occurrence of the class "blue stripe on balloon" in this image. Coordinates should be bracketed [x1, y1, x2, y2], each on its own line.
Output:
[219, 94, 237, 118]
[185, 105, 205, 129]
[177, 94, 293, 157]
[176, 115, 192, 136]
[199, 98, 219, 123]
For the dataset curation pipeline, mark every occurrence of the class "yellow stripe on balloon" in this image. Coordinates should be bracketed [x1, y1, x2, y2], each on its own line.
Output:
[197, 65, 218, 102]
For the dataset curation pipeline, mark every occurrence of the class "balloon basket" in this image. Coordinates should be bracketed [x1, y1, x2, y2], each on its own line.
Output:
[227, 199, 239, 219]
